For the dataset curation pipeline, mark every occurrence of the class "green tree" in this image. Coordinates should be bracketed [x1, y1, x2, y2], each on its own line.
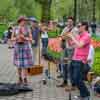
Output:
[13, 0, 35, 16]
[35, 0, 52, 22]
[0, 0, 18, 22]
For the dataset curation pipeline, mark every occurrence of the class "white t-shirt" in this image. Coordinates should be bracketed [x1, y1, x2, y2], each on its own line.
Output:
[87, 45, 95, 67]
[41, 32, 48, 38]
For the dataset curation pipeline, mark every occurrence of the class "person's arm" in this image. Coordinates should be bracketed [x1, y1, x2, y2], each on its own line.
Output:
[11, 30, 17, 41]
[67, 33, 90, 48]
[25, 29, 33, 43]
[87, 45, 95, 63]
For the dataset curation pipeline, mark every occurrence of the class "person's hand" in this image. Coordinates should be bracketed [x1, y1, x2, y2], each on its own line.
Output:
[66, 33, 73, 38]
[16, 34, 25, 42]
[87, 59, 91, 63]
[20, 34, 25, 39]
[63, 58, 70, 61]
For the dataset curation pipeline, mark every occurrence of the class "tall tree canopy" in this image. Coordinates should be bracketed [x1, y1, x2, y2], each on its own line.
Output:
[0, 0, 100, 22]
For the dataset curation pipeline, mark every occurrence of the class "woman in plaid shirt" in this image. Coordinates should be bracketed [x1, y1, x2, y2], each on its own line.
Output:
[11, 16, 34, 85]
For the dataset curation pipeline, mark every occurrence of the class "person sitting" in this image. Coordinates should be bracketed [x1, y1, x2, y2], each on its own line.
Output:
[92, 77, 100, 97]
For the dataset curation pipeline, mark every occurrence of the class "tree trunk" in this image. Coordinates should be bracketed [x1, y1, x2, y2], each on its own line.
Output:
[41, 0, 52, 22]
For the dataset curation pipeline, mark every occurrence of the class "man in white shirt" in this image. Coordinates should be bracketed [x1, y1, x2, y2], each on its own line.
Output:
[57, 17, 78, 88]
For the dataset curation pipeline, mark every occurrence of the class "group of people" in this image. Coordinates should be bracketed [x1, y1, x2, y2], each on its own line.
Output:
[3, 16, 99, 100]
[55, 17, 95, 100]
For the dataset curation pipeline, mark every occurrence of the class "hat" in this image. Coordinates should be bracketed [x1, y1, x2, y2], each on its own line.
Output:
[29, 17, 37, 22]
[17, 16, 28, 23]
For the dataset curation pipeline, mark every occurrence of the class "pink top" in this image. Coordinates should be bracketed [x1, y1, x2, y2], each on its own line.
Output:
[72, 31, 91, 64]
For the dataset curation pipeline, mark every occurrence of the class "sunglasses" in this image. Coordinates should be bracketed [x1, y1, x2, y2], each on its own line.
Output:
[77, 24, 82, 28]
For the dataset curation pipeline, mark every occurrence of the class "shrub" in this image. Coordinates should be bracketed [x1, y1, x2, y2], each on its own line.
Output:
[92, 48, 100, 75]
[0, 24, 7, 38]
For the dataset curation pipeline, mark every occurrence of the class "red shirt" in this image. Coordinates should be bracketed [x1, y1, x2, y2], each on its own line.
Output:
[72, 31, 91, 64]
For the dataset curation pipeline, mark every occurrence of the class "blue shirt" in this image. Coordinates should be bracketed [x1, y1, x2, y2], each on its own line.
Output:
[32, 27, 40, 47]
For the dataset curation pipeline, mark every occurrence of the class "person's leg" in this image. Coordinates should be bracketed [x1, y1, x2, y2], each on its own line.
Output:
[83, 64, 91, 81]
[64, 61, 77, 91]
[43, 38, 48, 48]
[57, 63, 68, 87]
[63, 64, 68, 84]
[41, 38, 47, 56]
[69, 61, 75, 87]
[58, 63, 62, 72]
[57, 63, 63, 78]
[32, 47, 38, 65]
[17, 68, 23, 84]
[22, 68, 28, 84]
[42, 38, 45, 50]
[8, 39, 13, 48]
[73, 61, 90, 98]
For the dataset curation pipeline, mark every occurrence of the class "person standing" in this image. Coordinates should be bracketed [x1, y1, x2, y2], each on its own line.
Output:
[87, 44, 95, 68]
[7, 27, 14, 49]
[84, 44, 95, 81]
[91, 22, 97, 34]
[66, 22, 91, 100]
[29, 17, 40, 64]
[11, 16, 34, 85]
[41, 25, 48, 56]
[57, 17, 78, 89]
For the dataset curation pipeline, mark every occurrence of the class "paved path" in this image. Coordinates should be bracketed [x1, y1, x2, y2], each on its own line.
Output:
[0, 44, 99, 100]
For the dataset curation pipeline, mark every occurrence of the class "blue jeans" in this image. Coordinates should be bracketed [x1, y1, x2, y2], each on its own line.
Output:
[70, 60, 90, 97]
[83, 64, 91, 81]
[42, 38, 48, 48]
[42, 38, 48, 56]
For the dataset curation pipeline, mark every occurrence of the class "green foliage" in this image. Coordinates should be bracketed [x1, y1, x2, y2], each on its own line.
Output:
[0, 0, 18, 21]
[47, 47, 64, 60]
[0, 24, 7, 38]
[51, 0, 73, 20]
[14, 0, 35, 16]
[92, 35, 100, 41]
[0, 0, 100, 22]
[93, 48, 100, 75]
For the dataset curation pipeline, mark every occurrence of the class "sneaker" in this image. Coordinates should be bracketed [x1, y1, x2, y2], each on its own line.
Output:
[74, 96, 90, 100]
